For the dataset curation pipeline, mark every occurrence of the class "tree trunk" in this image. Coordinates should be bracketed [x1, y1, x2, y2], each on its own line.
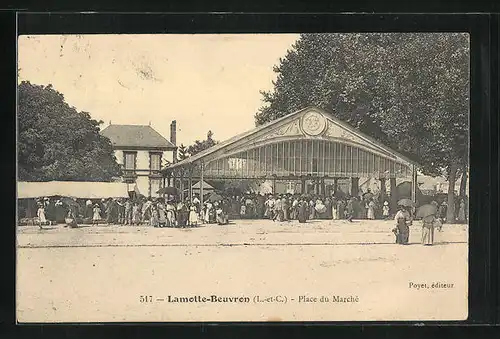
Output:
[459, 165, 468, 198]
[351, 177, 359, 197]
[446, 163, 458, 223]
[390, 178, 397, 214]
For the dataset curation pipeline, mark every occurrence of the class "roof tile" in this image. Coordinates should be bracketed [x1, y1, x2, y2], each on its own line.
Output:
[100, 124, 175, 149]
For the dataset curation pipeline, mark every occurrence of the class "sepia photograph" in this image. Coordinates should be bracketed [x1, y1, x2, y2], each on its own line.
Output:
[16, 32, 469, 322]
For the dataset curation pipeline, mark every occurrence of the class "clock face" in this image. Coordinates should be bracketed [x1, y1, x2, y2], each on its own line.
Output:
[301, 111, 326, 136]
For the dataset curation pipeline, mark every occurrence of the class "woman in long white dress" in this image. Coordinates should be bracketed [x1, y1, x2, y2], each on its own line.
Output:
[93, 204, 102, 225]
[37, 203, 46, 229]
[188, 205, 199, 226]
[332, 199, 338, 220]
[204, 202, 213, 224]
[92, 204, 101, 225]
[166, 201, 176, 227]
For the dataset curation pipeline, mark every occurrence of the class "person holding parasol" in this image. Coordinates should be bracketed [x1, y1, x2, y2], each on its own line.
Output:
[417, 201, 441, 246]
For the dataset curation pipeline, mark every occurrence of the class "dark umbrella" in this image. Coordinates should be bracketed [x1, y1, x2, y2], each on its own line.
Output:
[208, 193, 223, 202]
[157, 186, 178, 195]
[61, 197, 80, 207]
[416, 204, 438, 218]
[397, 198, 415, 207]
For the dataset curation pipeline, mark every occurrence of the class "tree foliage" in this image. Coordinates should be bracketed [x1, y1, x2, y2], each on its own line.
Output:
[18, 81, 122, 182]
[256, 33, 469, 221]
[186, 130, 218, 156]
[177, 144, 189, 161]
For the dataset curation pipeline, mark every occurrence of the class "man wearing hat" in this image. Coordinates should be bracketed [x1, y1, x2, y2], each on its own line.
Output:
[45, 197, 56, 225]
[85, 199, 93, 220]
[55, 199, 66, 224]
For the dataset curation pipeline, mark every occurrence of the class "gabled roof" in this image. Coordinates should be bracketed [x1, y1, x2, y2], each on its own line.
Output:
[100, 124, 175, 150]
[165, 106, 418, 170]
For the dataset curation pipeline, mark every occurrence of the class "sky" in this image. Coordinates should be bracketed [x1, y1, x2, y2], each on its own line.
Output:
[18, 34, 300, 146]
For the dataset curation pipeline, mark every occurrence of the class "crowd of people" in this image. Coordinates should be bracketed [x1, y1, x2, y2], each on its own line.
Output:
[30, 191, 468, 243]
[30, 191, 388, 228]
[228, 192, 389, 223]
[31, 194, 235, 229]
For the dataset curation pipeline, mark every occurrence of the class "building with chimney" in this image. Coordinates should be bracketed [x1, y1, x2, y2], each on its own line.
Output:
[101, 121, 177, 197]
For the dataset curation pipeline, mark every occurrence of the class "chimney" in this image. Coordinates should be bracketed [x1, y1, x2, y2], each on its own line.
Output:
[170, 120, 177, 163]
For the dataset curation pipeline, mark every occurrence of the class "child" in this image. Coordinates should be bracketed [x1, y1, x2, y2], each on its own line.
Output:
[383, 201, 390, 219]
[92, 204, 101, 226]
[240, 203, 246, 219]
[391, 227, 399, 243]
[436, 217, 443, 232]
[37, 203, 47, 229]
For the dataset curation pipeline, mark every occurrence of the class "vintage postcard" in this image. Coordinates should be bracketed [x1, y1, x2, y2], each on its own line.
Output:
[16, 32, 469, 322]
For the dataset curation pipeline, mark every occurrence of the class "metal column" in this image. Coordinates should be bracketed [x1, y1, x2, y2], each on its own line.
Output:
[200, 162, 204, 207]
[179, 170, 184, 201]
[188, 167, 193, 202]
[411, 164, 417, 204]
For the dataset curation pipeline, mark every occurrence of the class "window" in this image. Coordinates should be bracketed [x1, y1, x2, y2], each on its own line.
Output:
[150, 153, 161, 171]
[312, 159, 318, 173]
[150, 178, 161, 197]
[124, 152, 136, 170]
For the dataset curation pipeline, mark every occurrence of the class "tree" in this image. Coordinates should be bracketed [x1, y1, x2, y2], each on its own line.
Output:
[177, 144, 189, 161]
[18, 81, 121, 181]
[257, 33, 469, 222]
[187, 130, 218, 156]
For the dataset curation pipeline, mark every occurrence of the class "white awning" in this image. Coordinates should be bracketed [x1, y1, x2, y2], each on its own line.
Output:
[191, 181, 214, 190]
[17, 181, 130, 199]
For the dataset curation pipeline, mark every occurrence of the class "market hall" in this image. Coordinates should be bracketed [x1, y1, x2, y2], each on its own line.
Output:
[162, 106, 419, 212]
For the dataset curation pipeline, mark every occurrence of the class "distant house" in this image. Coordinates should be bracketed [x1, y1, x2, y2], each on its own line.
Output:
[418, 173, 467, 195]
[100, 121, 177, 197]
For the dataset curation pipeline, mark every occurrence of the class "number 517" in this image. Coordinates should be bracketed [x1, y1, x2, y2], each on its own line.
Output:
[140, 295, 153, 303]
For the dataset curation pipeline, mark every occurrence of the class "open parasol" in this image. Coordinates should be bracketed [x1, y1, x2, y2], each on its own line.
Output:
[208, 192, 223, 202]
[157, 186, 178, 195]
[416, 204, 438, 218]
[397, 198, 415, 207]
